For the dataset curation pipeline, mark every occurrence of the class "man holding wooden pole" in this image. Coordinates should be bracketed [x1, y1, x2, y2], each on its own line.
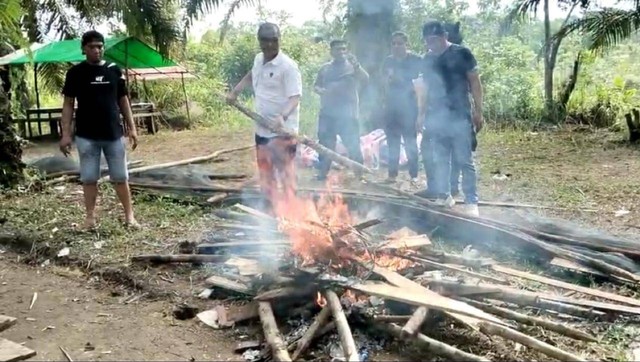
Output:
[226, 23, 302, 205]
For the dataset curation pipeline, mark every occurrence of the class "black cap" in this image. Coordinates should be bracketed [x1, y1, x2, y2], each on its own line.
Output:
[257, 22, 280, 39]
[422, 20, 446, 37]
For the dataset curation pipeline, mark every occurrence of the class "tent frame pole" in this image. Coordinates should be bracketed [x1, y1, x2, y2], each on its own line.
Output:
[181, 73, 191, 123]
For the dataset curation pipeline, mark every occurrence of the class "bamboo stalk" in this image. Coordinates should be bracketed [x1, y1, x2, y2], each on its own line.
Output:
[387, 323, 490, 362]
[462, 299, 598, 342]
[258, 301, 292, 362]
[325, 290, 359, 362]
[479, 322, 588, 361]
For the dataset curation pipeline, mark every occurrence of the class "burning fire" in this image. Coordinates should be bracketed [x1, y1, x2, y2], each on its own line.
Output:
[270, 176, 413, 272]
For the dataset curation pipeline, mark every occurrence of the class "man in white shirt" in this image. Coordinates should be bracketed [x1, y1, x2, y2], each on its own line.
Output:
[226, 23, 302, 204]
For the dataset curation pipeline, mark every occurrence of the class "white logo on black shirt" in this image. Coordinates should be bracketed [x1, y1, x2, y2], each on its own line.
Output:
[91, 75, 110, 85]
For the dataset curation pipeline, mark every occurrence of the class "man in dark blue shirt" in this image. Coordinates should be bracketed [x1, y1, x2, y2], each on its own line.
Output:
[59, 30, 139, 229]
[314, 39, 369, 181]
[381, 31, 422, 186]
[417, 20, 484, 216]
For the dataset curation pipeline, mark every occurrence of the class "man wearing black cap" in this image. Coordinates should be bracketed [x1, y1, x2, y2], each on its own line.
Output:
[226, 23, 302, 205]
[417, 20, 484, 217]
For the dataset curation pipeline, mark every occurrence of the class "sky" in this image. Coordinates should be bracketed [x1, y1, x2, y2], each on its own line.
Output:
[188, 0, 578, 40]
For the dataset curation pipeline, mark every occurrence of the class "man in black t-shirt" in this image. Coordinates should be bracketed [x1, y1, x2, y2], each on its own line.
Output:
[59, 30, 139, 229]
[381, 31, 422, 186]
[416, 20, 484, 217]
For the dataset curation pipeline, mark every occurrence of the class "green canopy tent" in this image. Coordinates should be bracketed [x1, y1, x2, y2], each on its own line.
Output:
[0, 36, 193, 129]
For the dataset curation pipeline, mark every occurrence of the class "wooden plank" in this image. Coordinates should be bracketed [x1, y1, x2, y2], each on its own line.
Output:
[378, 235, 432, 250]
[492, 264, 640, 308]
[352, 266, 506, 327]
[0, 338, 36, 362]
[205, 275, 253, 295]
[0, 316, 17, 333]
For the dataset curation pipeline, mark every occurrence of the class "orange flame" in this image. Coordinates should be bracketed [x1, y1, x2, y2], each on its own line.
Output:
[270, 174, 414, 271]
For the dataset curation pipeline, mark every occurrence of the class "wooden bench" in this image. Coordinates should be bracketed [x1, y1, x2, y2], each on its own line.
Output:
[12, 107, 63, 140]
[130, 102, 161, 134]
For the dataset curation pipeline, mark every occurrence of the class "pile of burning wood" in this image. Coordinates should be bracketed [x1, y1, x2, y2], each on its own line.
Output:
[132, 186, 640, 362]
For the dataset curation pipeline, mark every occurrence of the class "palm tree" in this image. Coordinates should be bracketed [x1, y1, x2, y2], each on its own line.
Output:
[554, 2, 640, 52]
[506, 0, 589, 121]
[0, 0, 27, 187]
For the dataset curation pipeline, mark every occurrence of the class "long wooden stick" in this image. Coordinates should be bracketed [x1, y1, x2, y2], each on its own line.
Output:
[491, 264, 640, 308]
[479, 322, 588, 361]
[325, 290, 359, 362]
[224, 95, 371, 175]
[462, 299, 598, 342]
[258, 301, 292, 362]
[402, 254, 508, 284]
[291, 307, 332, 360]
[387, 323, 490, 362]
[100, 145, 252, 181]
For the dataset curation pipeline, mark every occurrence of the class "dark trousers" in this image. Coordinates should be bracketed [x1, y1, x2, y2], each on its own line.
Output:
[384, 105, 419, 178]
[317, 114, 364, 178]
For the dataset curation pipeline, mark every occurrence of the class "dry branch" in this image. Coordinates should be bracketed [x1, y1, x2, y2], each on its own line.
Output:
[491, 264, 640, 307]
[325, 290, 360, 362]
[130, 254, 229, 264]
[205, 275, 253, 295]
[291, 307, 332, 360]
[224, 95, 371, 175]
[387, 324, 490, 362]
[373, 315, 411, 323]
[258, 301, 292, 362]
[462, 299, 598, 342]
[478, 322, 588, 362]
[207, 193, 229, 203]
[101, 145, 252, 181]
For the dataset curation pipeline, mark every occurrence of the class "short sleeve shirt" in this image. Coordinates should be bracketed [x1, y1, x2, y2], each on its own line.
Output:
[315, 61, 359, 119]
[422, 44, 477, 120]
[382, 53, 422, 106]
[62, 61, 127, 141]
[251, 52, 302, 138]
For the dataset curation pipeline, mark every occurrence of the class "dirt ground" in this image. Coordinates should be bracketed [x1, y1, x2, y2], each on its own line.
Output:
[2, 125, 640, 361]
[0, 261, 239, 361]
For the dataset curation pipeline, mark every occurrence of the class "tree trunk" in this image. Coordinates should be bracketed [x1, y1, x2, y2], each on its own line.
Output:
[346, 0, 396, 132]
[542, 0, 554, 121]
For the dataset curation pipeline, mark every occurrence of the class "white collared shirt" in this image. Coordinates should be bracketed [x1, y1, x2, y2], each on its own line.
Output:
[251, 51, 302, 138]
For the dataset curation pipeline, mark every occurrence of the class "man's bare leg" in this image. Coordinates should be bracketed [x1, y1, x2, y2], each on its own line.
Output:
[114, 182, 138, 226]
[82, 182, 99, 228]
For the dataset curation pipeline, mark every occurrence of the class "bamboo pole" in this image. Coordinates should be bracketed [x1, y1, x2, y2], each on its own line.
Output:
[258, 301, 292, 362]
[325, 290, 359, 362]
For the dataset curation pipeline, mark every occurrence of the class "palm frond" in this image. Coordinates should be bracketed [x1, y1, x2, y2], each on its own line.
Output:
[41, 0, 80, 39]
[0, 0, 24, 46]
[36, 62, 68, 93]
[501, 0, 540, 33]
[118, 0, 181, 56]
[218, 0, 255, 44]
[553, 7, 640, 53]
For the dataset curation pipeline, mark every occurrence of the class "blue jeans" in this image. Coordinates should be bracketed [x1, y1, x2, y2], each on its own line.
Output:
[423, 119, 478, 204]
[76, 136, 128, 183]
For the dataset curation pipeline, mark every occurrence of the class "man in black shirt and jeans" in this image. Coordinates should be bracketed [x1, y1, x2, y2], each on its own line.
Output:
[382, 31, 422, 186]
[417, 20, 484, 217]
[59, 30, 139, 229]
